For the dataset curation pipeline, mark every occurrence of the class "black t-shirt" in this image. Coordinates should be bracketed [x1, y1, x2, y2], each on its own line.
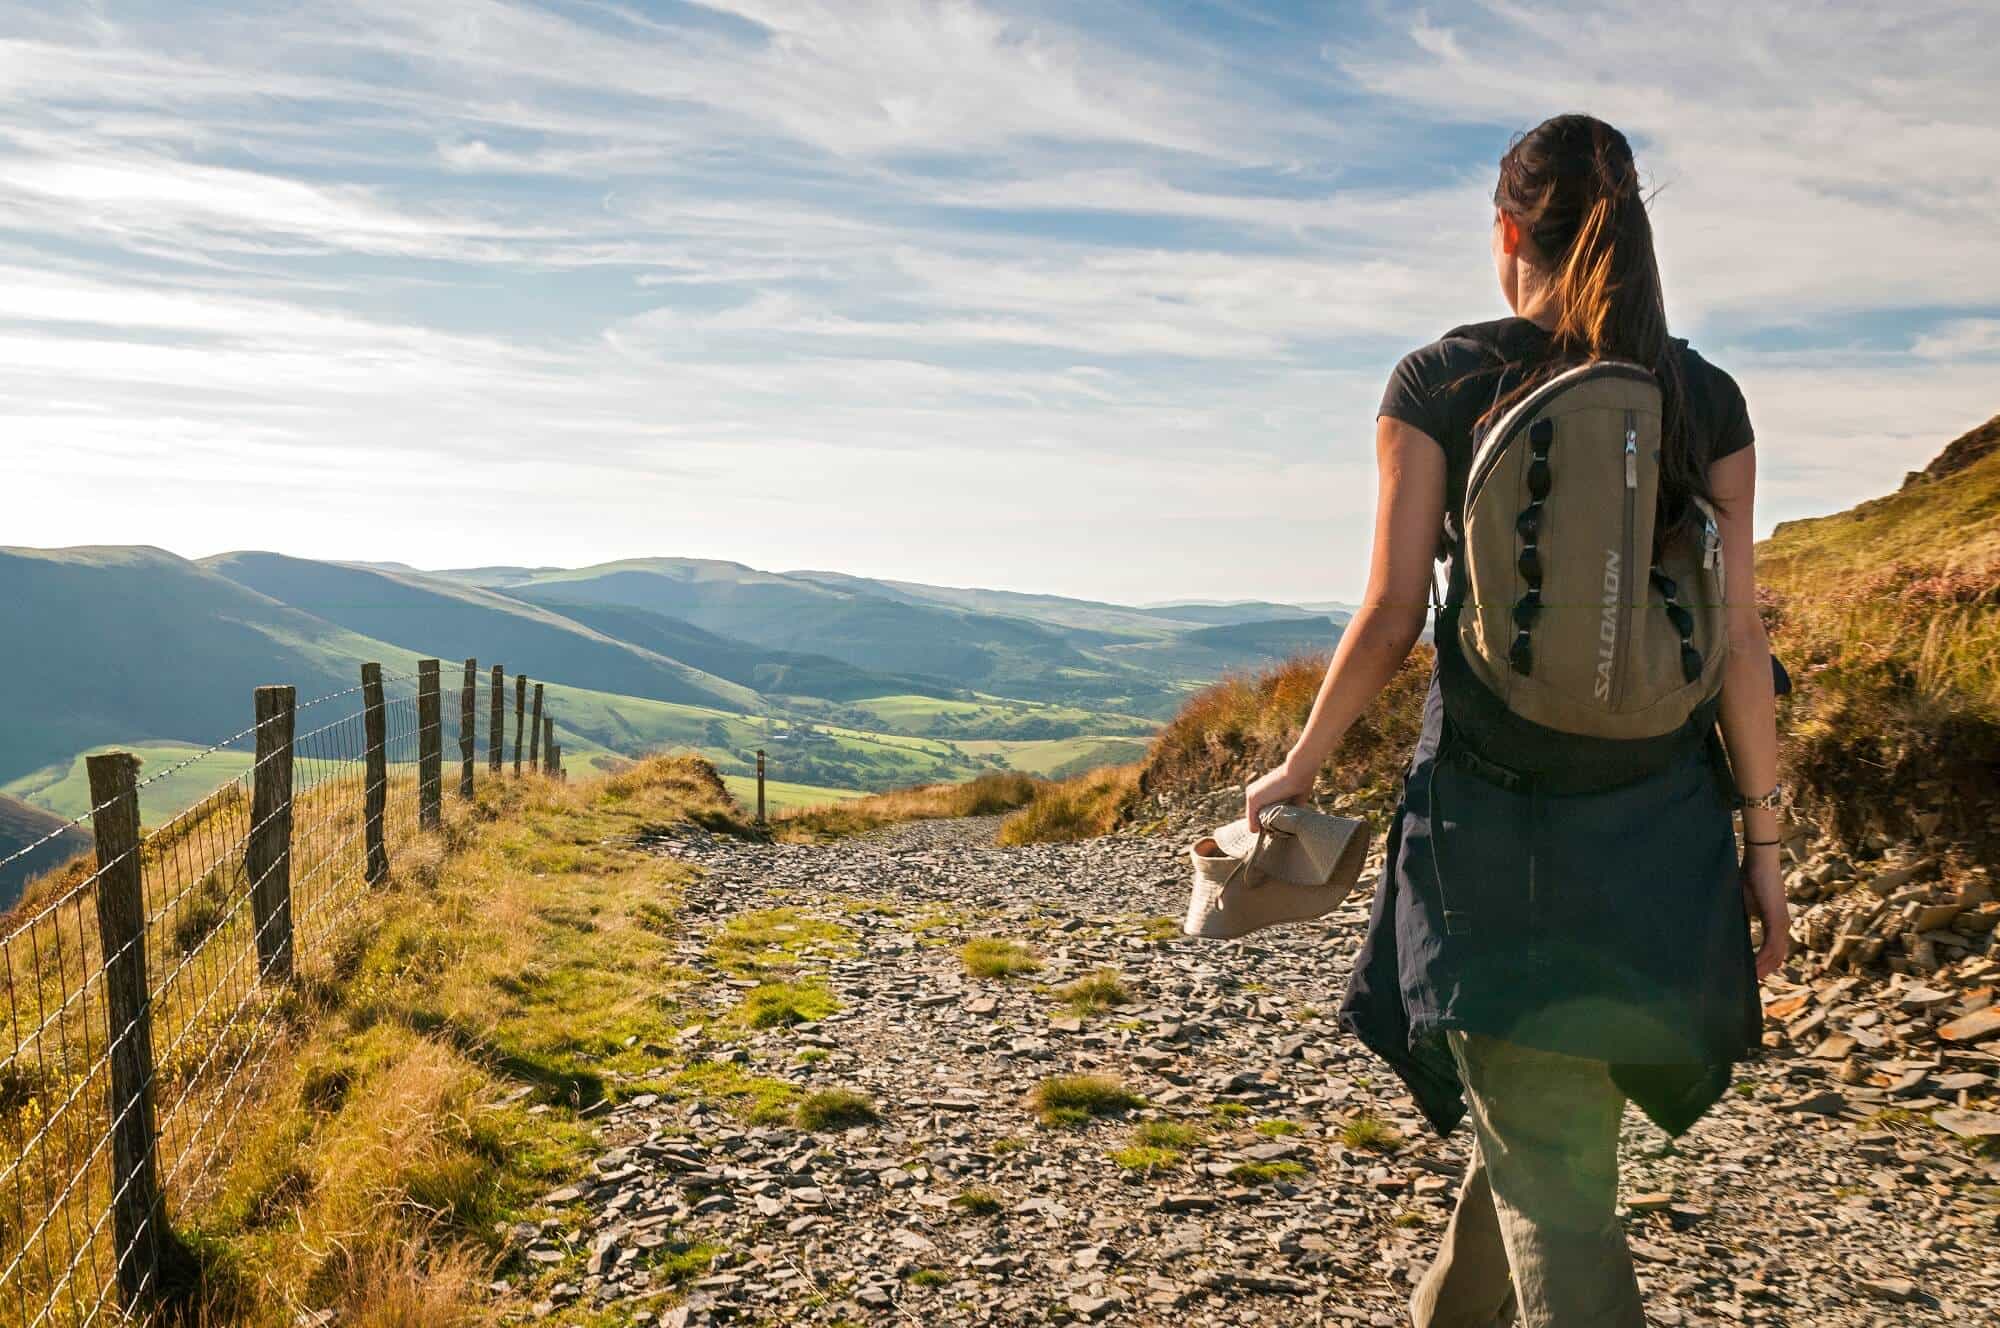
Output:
[1377, 316, 1754, 515]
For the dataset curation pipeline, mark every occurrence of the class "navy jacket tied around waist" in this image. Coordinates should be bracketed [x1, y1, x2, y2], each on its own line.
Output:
[1337, 669, 1763, 1139]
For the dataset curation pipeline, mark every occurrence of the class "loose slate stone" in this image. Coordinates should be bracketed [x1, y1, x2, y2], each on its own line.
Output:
[516, 810, 2000, 1328]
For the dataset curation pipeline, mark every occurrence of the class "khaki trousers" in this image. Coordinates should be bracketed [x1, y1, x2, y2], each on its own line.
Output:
[1409, 1031, 1647, 1328]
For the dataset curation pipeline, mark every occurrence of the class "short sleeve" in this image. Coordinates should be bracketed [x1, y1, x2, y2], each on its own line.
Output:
[1378, 345, 1450, 447]
[1709, 367, 1754, 461]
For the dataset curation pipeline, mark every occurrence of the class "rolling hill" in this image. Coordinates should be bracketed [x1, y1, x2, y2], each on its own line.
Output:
[0, 545, 423, 785]
[506, 593, 955, 702]
[203, 553, 762, 713]
[478, 558, 1132, 702]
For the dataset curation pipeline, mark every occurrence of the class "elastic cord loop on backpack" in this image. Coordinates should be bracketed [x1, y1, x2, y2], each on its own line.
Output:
[1509, 417, 1556, 675]
[1650, 568, 1703, 683]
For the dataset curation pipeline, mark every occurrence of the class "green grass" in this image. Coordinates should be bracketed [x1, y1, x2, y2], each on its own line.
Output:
[4, 742, 256, 824]
[962, 937, 1042, 979]
[956, 734, 1155, 775]
[151, 755, 759, 1323]
[1228, 1160, 1308, 1185]
[1054, 969, 1133, 1016]
[673, 1060, 799, 1125]
[721, 774, 867, 812]
[707, 907, 853, 978]
[1110, 1145, 1180, 1172]
[1033, 1074, 1143, 1127]
[1210, 1103, 1251, 1122]
[736, 980, 840, 1028]
[1254, 1120, 1302, 1138]
[795, 1089, 879, 1131]
[1134, 1120, 1205, 1150]
[906, 1268, 950, 1288]
[1338, 1112, 1403, 1153]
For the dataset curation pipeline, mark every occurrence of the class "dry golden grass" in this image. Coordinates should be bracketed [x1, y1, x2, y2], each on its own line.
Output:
[1757, 423, 2000, 847]
[0, 763, 438, 1322]
[4, 751, 749, 1325]
[995, 764, 1141, 845]
[1139, 649, 1431, 821]
[997, 647, 1429, 846]
[773, 770, 1040, 841]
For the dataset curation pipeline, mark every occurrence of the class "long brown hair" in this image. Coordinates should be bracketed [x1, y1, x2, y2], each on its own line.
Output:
[1483, 114, 1711, 542]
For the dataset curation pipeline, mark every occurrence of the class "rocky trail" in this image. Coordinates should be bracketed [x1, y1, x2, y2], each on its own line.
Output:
[521, 813, 2000, 1326]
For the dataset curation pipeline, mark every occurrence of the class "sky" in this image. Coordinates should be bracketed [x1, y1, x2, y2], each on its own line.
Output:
[3, 1, 1997, 606]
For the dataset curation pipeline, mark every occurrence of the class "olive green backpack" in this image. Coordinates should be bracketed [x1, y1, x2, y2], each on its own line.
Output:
[1440, 359, 1729, 784]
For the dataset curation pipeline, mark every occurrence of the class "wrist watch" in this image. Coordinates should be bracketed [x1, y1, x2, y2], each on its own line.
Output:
[1736, 784, 1785, 811]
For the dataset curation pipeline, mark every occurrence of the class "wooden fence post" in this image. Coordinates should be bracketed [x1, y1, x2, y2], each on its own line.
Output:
[362, 663, 389, 883]
[459, 658, 477, 799]
[489, 665, 504, 774]
[417, 660, 442, 830]
[540, 714, 553, 776]
[247, 686, 296, 982]
[86, 752, 195, 1307]
[756, 748, 766, 825]
[513, 675, 527, 775]
[528, 684, 544, 772]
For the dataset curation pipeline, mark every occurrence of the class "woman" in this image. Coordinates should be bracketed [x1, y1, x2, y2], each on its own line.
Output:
[1244, 115, 1788, 1327]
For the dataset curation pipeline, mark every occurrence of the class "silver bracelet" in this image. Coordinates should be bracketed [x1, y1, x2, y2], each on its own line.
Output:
[1736, 784, 1784, 811]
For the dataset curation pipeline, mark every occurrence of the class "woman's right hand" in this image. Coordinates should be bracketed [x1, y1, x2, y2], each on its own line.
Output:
[1741, 844, 1789, 981]
[1245, 759, 1315, 834]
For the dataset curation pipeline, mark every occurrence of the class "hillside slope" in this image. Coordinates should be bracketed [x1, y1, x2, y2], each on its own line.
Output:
[1758, 412, 1999, 845]
[204, 553, 762, 714]
[0, 791, 90, 904]
[0, 546, 420, 784]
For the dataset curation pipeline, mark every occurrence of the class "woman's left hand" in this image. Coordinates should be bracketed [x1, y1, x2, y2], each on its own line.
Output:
[1244, 760, 1314, 834]
[1741, 844, 1790, 981]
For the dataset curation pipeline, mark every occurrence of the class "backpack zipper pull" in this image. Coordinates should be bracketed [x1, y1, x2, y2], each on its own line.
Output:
[1624, 421, 1638, 488]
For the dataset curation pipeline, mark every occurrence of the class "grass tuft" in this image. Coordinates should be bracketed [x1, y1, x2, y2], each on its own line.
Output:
[1055, 969, 1133, 1016]
[1110, 1144, 1180, 1172]
[795, 1089, 880, 1131]
[737, 980, 840, 1028]
[1228, 1160, 1307, 1185]
[1338, 1111, 1403, 1153]
[961, 937, 1042, 979]
[950, 1188, 1003, 1216]
[1033, 1074, 1143, 1126]
[1134, 1120, 1204, 1150]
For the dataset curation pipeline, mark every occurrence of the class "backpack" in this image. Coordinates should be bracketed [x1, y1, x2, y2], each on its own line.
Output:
[1437, 358, 1730, 789]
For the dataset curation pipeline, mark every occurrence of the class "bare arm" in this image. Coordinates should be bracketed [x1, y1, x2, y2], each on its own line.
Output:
[1244, 417, 1444, 827]
[1710, 445, 1788, 979]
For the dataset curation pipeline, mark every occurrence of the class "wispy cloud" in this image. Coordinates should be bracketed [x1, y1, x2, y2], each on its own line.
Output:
[1, 0, 1995, 602]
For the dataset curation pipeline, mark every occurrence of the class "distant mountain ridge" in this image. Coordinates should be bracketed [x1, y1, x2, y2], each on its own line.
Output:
[0, 546, 1364, 849]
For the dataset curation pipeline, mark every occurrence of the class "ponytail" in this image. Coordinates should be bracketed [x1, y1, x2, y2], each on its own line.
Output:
[1483, 115, 1709, 546]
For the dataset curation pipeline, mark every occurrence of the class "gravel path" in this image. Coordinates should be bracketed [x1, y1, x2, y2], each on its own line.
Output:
[523, 816, 2000, 1326]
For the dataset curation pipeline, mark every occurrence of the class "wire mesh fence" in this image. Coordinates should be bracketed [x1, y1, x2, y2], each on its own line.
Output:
[0, 659, 563, 1325]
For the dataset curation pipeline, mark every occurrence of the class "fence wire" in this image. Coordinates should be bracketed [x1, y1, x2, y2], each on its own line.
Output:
[0, 665, 544, 1325]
